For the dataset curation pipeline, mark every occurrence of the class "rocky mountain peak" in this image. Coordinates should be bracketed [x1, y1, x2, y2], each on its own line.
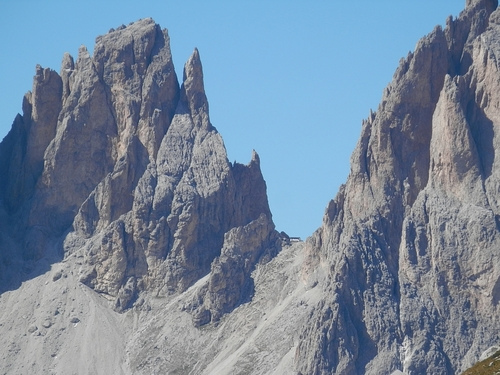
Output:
[295, 1, 500, 374]
[0, 19, 279, 316]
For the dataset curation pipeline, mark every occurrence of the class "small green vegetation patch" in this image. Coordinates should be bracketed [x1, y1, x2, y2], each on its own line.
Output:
[462, 350, 500, 375]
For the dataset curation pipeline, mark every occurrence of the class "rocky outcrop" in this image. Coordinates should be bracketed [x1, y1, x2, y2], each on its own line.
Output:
[295, 1, 500, 374]
[0, 18, 279, 314]
[190, 213, 280, 326]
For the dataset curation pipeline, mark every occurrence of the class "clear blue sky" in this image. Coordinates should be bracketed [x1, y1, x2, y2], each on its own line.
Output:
[0, 1, 464, 239]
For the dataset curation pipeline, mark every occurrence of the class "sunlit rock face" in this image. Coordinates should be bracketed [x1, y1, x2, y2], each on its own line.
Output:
[0, 18, 278, 317]
[296, 1, 500, 374]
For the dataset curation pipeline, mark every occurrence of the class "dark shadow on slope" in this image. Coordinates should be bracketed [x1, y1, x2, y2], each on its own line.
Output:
[467, 98, 495, 179]
[493, 276, 500, 306]
[0, 208, 65, 295]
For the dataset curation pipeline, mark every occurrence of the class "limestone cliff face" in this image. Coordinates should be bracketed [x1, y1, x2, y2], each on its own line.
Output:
[0, 18, 278, 318]
[296, 1, 500, 374]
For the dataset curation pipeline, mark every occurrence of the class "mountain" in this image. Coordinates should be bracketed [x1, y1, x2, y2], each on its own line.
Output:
[0, 18, 279, 321]
[295, 0, 500, 373]
[0, 0, 500, 374]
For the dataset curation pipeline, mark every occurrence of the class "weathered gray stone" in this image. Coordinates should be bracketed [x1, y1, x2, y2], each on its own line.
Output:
[295, 2, 500, 374]
[0, 19, 278, 317]
[192, 213, 279, 325]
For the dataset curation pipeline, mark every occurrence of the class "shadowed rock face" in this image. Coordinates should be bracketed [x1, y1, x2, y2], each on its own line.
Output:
[0, 18, 278, 317]
[296, 1, 500, 374]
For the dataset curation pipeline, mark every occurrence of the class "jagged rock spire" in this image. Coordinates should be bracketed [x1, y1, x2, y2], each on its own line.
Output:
[181, 48, 209, 126]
